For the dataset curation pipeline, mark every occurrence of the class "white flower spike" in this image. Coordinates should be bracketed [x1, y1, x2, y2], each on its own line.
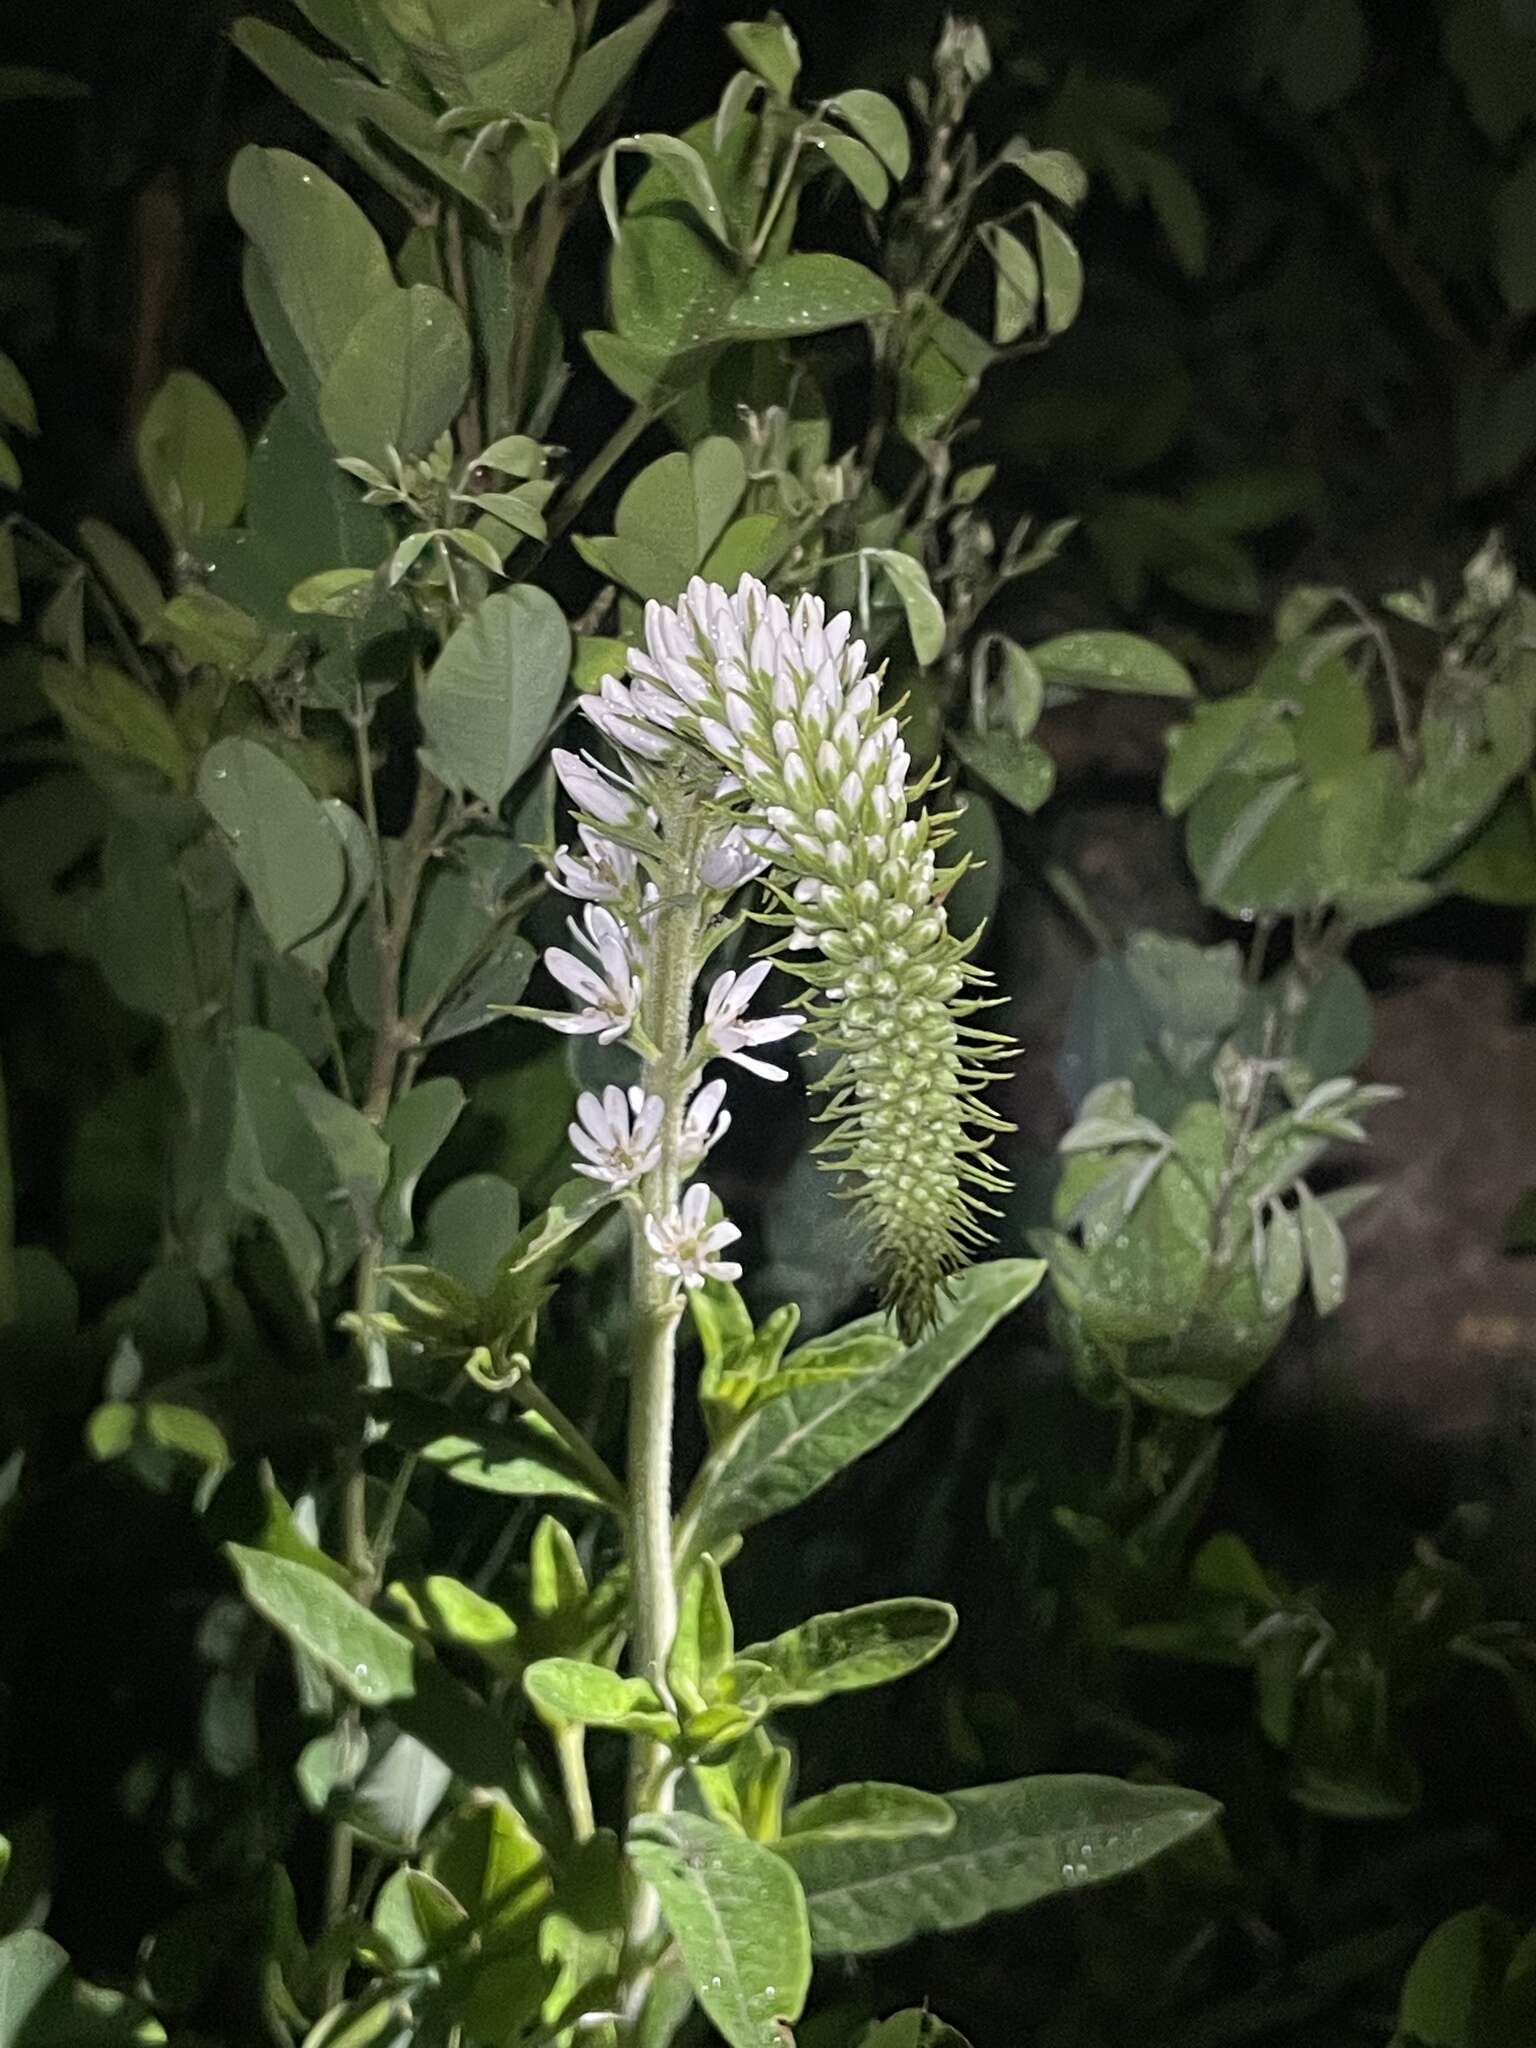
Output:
[582, 572, 1014, 1336]
[643, 1183, 743, 1289]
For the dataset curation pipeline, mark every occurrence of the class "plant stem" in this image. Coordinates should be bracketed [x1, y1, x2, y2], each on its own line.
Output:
[508, 188, 566, 430]
[442, 202, 483, 460]
[619, 811, 709, 2015]
[543, 403, 659, 549]
[626, 813, 707, 1711]
[557, 1723, 596, 1843]
[511, 1374, 626, 1510]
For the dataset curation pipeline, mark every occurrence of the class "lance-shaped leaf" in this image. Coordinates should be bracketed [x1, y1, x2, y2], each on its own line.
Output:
[680, 1260, 1044, 1559]
[555, 0, 669, 150]
[734, 1599, 957, 1710]
[786, 1774, 1220, 1955]
[376, 1393, 622, 1511]
[226, 1545, 417, 1705]
[629, 1812, 811, 2048]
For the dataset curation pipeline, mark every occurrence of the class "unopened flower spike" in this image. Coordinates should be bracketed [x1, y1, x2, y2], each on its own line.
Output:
[582, 572, 1016, 1338]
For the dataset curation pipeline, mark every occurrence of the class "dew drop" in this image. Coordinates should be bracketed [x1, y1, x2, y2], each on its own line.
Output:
[353, 1662, 369, 1682]
[709, 1976, 722, 1991]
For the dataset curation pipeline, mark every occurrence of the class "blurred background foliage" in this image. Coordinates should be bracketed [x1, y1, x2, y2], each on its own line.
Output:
[2, 1, 1536, 2045]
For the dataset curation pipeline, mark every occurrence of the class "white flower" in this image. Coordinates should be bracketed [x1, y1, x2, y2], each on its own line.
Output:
[550, 824, 638, 903]
[644, 1182, 742, 1288]
[542, 904, 641, 1043]
[679, 1077, 731, 1168]
[584, 674, 677, 762]
[552, 747, 642, 828]
[697, 959, 801, 1081]
[699, 825, 769, 893]
[568, 1085, 664, 1189]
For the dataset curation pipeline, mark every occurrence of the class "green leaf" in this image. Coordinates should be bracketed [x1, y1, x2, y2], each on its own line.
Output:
[726, 254, 895, 339]
[397, 1572, 520, 1674]
[813, 127, 889, 209]
[229, 21, 437, 217]
[379, 1077, 465, 1244]
[616, 449, 700, 562]
[77, 519, 165, 641]
[787, 1774, 1220, 1956]
[0, 350, 38, 434]
[422, 1173, 521, 1291]
[319, 285, 472, 464]
[292, 799, 374, 974]
[950, 728, 1055, 814]
[0, 1929, 164, 2047]
[1032, 629, 1194, 697]
[865, 2014, 971, 2048]
[683, 1261, 1045, 1556]
[1393, 1906, 1517, 2048]
[1161, 695, 1295, 816]
[980, 223, 1039, 344]
[691, 436, 748, 556]
[724, 14, 801, 100]
[39, 659, 189, 790]
[524, 1658, 676, 1737]
[736, 1600, 957, 1710]
[865, 548, 945, 665]
[997, 138, 1087, 209]
[135, 370, 247, 547]
[1297, 1180, 1348, 1316]
[555, 0, 669, 150]
[602, 134, 733, 250]
[376, 0, 574, 117]
[227, 1545, 417, 1704]
[629, 1812, 812, 2048]
[1028, 202, 1084, 333]
[781, 1783, 955, 1848]
[574, 533, 692, 604]
[418, 584, 571, 807]
[86, 1400, 229, 1474]
[229, 146, 395, 389]
[380, 1396, 619, 1508]
[825, 90, 911, 180]
[198, 736, 348, 954]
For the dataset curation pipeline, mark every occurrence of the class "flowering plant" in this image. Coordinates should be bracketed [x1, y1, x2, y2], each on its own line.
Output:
[0, 7, 1227, 2045]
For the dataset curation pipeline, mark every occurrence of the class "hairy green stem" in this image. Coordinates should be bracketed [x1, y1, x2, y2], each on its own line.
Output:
[511, 1375, 626, 1511]
[557, 1724, 596, 1844]
[620, 812, 709, 2016]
